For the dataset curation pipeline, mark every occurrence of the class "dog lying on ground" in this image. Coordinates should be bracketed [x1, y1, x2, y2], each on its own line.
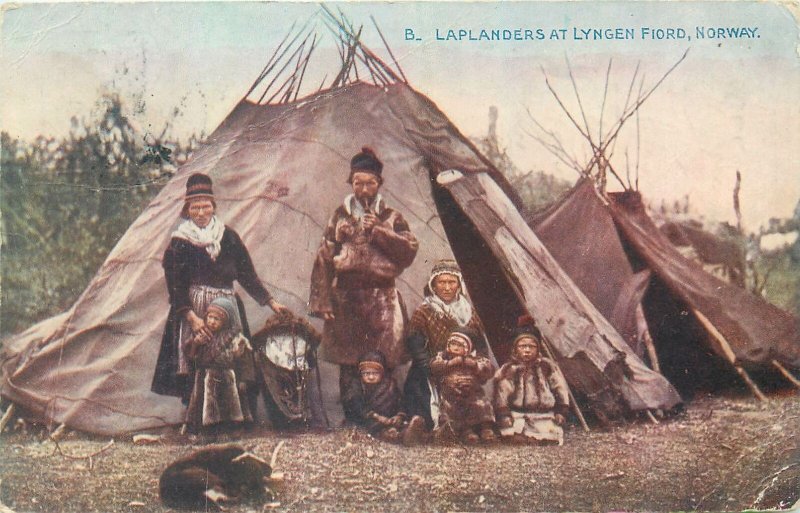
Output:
[159, 444, 273, 510]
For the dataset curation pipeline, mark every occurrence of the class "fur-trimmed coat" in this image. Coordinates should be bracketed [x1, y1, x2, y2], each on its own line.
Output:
[309, 196, 418, 367]
[430, 352, 495, 428]
[492, 357, 570, 420]
[184, 329, 252, 429]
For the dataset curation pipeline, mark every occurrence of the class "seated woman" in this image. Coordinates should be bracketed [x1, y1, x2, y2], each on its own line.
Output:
[404, 259, 490, 429]
[492, 327, 570, 445]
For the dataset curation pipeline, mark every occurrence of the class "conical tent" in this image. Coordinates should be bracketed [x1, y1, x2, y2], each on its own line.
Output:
[528, 179, 800, 395]
[1, 24, 681, 435]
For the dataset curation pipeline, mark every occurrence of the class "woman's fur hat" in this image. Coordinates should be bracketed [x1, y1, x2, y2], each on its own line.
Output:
[424, 259, 463, 297]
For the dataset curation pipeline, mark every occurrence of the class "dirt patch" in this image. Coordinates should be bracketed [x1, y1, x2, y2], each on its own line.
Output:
[1, 394, 798, 512]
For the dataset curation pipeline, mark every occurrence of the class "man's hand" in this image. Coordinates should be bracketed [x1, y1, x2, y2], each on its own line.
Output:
[554, 413, 566, 426]
[389, 415, 405, 428]
[321, 311, 335, 321]
[497, 415, 513, 429]
[362, 213, 379, 232]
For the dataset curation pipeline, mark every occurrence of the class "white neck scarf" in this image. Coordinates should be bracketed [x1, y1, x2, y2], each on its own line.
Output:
[344, 193, 385, 219]
[173, 215, 225, 261]
[423, 293, 473, 327]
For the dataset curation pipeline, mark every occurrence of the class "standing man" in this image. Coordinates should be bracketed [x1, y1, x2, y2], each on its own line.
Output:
[309, 147, 419, 422]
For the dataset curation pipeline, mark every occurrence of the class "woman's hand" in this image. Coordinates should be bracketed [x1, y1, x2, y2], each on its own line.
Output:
[269, 299, 289, 315]
[320, 310, 335, 321]
[185, 310, 211, 339]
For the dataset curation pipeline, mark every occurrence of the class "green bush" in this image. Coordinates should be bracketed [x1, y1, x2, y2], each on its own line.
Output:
[1, 95, 198, 337]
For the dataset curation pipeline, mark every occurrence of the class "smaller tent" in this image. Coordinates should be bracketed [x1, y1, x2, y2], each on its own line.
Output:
[528, 179, 800, 396]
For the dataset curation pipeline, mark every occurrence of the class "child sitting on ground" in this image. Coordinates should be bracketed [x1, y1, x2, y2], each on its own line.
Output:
[183, 296, 253, 435]
[429, 327, 496, 444]
[493, 326, 569, 445]
[341, 350, 427, 445]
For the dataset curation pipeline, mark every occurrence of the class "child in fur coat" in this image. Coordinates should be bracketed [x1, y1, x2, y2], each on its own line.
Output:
[493, 327, 569, 445]
[342, 350, 427, 445]
[183, 296, 252, 433]
[429, 327, 496, 444]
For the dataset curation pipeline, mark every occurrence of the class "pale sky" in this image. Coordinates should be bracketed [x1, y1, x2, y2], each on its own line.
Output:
[1, 1, 798, 230]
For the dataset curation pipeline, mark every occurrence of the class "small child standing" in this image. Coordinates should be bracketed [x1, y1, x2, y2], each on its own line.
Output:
[341, 350, 427, 445]
[183, 296, 252, 434]
[493, 327, 569, 445]
[429, 327, 496, 444]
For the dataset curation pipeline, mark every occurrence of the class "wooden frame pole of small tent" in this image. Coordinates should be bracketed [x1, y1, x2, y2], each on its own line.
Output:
[0, 403, 15, 433]
[692, 308, 767, 401]
[538, 338, 590, 432]
[772, 360, 800, 389]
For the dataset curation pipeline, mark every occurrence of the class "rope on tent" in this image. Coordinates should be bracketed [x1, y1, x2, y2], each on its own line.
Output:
[692, 308, 767, 401]
[771, 360, 800, 389]
[0, 403, 15, 433]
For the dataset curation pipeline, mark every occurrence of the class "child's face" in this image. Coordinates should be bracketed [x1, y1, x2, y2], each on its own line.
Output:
[360, 369, 383, 385]
[515, 337, 539, 362]
[205, 310, 227, 333]
[446, 335, 469, 357]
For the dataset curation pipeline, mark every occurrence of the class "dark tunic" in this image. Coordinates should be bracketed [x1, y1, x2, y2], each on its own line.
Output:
[151, 226, 273, 400]
[341, 376, 405, 435]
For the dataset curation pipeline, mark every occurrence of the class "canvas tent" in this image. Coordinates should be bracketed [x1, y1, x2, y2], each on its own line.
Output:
[1, 18, 680, 435]
[528, 178, 800, 396]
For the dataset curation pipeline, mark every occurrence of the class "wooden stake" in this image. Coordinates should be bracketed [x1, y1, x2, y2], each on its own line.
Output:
[0, 403, 15, 433]
[772, 360, 800, 389]
[637, 305, 661, 373]
[645, 410, 659, 425]
[693, 308, 767, 401]
[50, 423, 68, 441]
[539, 339, 590, 432]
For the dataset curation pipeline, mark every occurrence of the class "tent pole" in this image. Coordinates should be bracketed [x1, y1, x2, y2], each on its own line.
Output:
[0, 403, 15, 433]
[771, 360, 800, 389]
[692, 308, 767, 401]
[539, 338, 590, 432]
[637, 304, 661, 373]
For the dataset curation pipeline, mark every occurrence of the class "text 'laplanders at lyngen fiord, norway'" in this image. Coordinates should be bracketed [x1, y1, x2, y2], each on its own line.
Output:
[402, 26, 760, 42]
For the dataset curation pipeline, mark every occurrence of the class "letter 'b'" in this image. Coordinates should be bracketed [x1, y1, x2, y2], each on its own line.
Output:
[405, 28, 415, 40]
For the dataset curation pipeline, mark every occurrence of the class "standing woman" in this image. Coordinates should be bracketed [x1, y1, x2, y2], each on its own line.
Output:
[404, 259, 492, 429]
[152, 173, 287, 404]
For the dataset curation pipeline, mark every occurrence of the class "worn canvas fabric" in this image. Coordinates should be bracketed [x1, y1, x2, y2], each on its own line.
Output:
[1, 83, 682, 435]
